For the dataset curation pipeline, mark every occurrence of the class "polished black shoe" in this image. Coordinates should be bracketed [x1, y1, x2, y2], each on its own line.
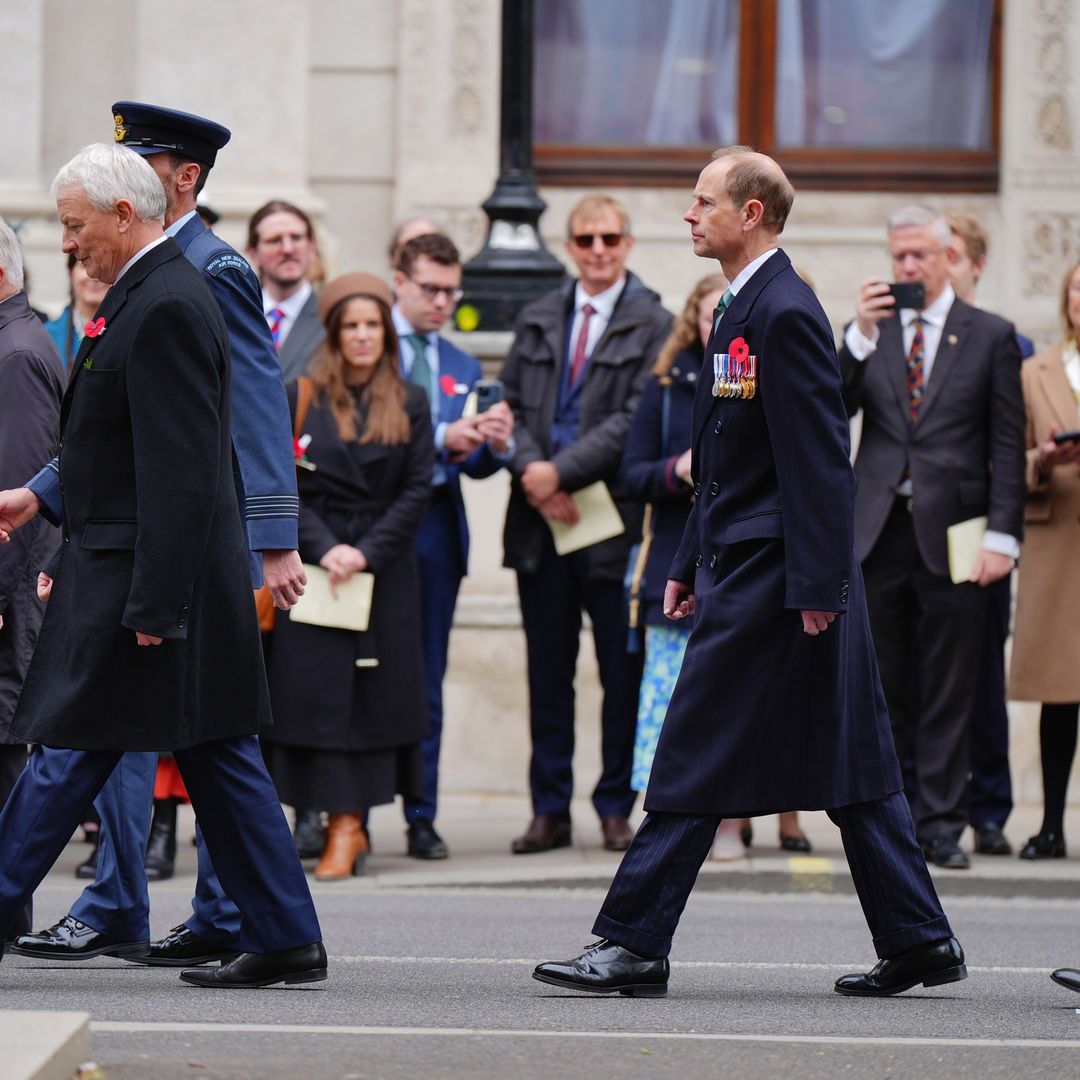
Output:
[179, 942, 328, 988]
[532, 940, 669, 997]
[144, 797, 177, 881]
[1050, 968, 1080, 993]
[75, 838, 99, 880]
[294, 809, 327, 860]
[10, 915, 147, 961]
[922, 836, 970, 869]
[973, 824, 1012, 856]
[406, 819, 449, 860]
[1019, 831, 1066, 860]
[120, 924, 237, 967]
[779, 834, 813, 854]
[835, 937, 967, 996]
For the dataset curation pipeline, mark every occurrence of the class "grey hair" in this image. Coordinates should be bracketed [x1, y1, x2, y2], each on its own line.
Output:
[50, 143, 166, 222]
[0, 217, 25, 290]
[887, 205, 951, 247]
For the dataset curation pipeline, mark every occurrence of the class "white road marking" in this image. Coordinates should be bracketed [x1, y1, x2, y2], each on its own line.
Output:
[89, 1021, 1080, 1050]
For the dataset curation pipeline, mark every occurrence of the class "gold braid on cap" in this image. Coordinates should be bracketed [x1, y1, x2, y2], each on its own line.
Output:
[113, 114, 126, 142]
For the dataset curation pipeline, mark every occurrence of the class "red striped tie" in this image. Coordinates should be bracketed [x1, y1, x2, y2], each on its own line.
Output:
[267, 307, 286, 351]
[906, 317, 925, 422]
[569, 303, 596, 385]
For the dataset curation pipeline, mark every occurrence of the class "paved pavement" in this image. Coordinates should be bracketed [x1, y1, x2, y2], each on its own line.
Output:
[3, 795, 1079, 1079]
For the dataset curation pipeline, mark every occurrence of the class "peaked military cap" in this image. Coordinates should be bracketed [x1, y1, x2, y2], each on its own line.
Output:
[111, 101, 231, 167]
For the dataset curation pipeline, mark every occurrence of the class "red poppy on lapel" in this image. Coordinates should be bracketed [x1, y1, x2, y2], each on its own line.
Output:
[84, 317, 107, 338]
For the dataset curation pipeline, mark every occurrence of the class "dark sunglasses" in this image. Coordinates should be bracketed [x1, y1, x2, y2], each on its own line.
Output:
[571, 233, 624, 249]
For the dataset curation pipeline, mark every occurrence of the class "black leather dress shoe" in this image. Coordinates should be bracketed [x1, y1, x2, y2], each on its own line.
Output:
[1050, 968, 1080, 993]
[294, 809, 327, 860]
[922, 836, 970, 869]
[407, 819, 449, 860]
[120, 924, 237, 967]
[1019, 831, 1066, 860]
[75, 840, 99, 880]
[779, 834, 813, 853]
[179, 942, 328, 988]
[532, 940, 669, 997]
[512, 815, 572, 854]
[835, 937, 966, 996]
[973, 824, 1012, 856]
[10, 915, 147, 961]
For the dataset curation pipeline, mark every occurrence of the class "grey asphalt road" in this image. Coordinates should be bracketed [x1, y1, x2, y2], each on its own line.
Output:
[5, 859, 1079, 1080]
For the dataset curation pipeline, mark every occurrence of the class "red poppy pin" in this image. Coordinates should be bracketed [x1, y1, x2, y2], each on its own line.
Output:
[84, 317, 106, 338]
[293, 434, 316, 472]
[728, 336, 750, 362]
[440, 374, 469, 396]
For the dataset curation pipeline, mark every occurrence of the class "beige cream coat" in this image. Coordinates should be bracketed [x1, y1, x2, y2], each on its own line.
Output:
[1009, 342, 1080, 702]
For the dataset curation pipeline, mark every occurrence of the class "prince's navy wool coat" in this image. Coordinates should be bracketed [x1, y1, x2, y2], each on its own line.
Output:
[13, 239, 270, 751]
[646, 250, 901, 816]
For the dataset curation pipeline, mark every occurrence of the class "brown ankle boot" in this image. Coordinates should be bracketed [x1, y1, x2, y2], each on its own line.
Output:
[314, 813, 369, 880]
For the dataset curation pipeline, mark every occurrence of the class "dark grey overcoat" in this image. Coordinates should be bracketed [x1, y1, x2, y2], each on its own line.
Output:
[0, 292, 64, 742]
[13, 239, 271, 751]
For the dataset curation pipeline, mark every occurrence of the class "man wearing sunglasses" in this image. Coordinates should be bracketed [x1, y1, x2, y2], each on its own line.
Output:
[391, 232, 514, 861]
[500, 195, 672, 856]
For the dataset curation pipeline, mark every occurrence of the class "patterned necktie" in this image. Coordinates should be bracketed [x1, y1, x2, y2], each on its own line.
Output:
[569, 303, 596, 385]
[712, 287, 734, 336]
[907, 316, 926, 422]
[267, 307, 286, 351]
[407, 333, 432, 401]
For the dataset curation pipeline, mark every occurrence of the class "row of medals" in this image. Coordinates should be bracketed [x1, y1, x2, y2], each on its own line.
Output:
[712, 356, 757, 399]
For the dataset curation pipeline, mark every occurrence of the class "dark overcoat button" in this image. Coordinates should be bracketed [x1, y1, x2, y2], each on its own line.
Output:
[695, 554, 703, 567]
[713, 419, 723, 435]
[709, 554, 717, 568]
[693, 482, 702, 495]
[708, 482, 719, 495]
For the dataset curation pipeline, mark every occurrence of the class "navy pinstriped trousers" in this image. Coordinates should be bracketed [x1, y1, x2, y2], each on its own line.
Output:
[593, 790, 952, 959]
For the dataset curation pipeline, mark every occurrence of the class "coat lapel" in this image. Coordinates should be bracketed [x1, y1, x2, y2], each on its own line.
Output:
[874, 317, 910, 422]
[1032, 342, 1079, 434]
[915, 301, 973, 426]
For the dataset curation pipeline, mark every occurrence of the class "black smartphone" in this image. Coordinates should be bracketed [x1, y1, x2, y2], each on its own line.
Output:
[1053, 429, 1080, 445]
[888, 282, 926, 310]
[474, 378, 504, 413]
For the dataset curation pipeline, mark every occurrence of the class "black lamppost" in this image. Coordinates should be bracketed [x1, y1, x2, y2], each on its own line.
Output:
[457, 0, 566, 333]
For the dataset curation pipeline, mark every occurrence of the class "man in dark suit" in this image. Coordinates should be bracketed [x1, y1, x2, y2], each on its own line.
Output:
[247, 201, 324, 381]
[840, 207, 1025, 870]
[534, 148, 963, 999]
[499, 195, 672, 855]
[10, 102, 308, 969]
[0, 142, 325, 988]
[392, 233, 514, 859]
[0, 217, 64, 940]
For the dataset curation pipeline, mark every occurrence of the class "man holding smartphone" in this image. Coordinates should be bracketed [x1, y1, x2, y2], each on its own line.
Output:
[391, 232, 514, 859]
[839, 206, 1026, 871]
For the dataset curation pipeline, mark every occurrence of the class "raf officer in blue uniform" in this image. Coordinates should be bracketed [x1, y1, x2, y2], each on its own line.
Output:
[11, 103, 306, 969]
[533, 148, 964, 999]
[392, 233, 514, 858]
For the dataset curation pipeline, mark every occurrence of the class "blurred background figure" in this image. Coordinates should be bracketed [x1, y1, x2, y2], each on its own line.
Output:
[264, 273, 434, 880]
[620, 273, 810, 861]
[1008, 258, 1080, 862]
[43, 252, 110, 369]
[388, 216, 440, 271]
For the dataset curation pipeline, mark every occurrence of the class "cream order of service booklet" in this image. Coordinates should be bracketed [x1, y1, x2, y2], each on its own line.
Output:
[288, 564, 374, 632]
[547, 481, 626, 556]
[946, 516, 988, 584]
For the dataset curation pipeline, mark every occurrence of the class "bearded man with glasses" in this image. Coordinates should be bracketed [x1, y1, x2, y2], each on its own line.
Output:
[498, 195, 673, 856]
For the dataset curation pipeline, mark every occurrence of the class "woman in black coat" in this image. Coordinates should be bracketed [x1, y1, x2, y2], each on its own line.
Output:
[265, 272, 434, 879]
[620, 273, 812, 859]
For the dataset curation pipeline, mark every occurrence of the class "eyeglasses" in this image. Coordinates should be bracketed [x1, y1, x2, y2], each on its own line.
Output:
[406, 277, 464, 303]
[890, 248, 943, 265]
[571, 233, 625, 249]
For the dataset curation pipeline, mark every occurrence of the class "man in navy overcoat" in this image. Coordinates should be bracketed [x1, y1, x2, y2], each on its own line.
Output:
[533, 148, 964, 999]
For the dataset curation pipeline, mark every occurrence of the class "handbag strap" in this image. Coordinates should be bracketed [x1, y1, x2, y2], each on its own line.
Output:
[293, 375, 314, 439]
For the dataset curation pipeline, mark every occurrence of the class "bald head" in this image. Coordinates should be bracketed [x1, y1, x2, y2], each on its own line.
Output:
[708, 146, 794, 235]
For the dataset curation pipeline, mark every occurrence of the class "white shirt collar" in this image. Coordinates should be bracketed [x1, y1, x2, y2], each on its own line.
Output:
[574, 275, 625, 320]
[264, 279, 312, 321]
[114, 234, 169, 285]
[165, 209, 198, 238]
[902, 283, 954, 329]
[391, 304, 434, 344]
[727, 248, 779, 298]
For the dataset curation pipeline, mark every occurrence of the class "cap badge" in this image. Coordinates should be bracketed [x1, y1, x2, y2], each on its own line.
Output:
[113, 114, 126, 143]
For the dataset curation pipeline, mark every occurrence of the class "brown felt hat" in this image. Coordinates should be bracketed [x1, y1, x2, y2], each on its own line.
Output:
[317, 272, 393, 324]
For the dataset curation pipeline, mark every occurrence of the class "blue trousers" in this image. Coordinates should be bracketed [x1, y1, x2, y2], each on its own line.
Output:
[69, 751, 241, 943]
[403, 491, 463, 825]
[0, 736, 320, 953]
[593, 791, 952, 960]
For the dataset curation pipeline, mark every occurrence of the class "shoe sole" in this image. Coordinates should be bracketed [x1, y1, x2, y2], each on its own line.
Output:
[834, 964, 968, 996]
[120, 951, 239, 967]
[179, 967, 329, 988]
[9, 939, 150, 961]
[531, 971, 667, 997]
[1050, 972, 1080, 993]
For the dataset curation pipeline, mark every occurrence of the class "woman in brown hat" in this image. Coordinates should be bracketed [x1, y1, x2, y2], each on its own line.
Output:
[263, 273, 434, 879]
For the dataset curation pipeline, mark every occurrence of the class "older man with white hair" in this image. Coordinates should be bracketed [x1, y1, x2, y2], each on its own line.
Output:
[0, 143, 326, 989]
